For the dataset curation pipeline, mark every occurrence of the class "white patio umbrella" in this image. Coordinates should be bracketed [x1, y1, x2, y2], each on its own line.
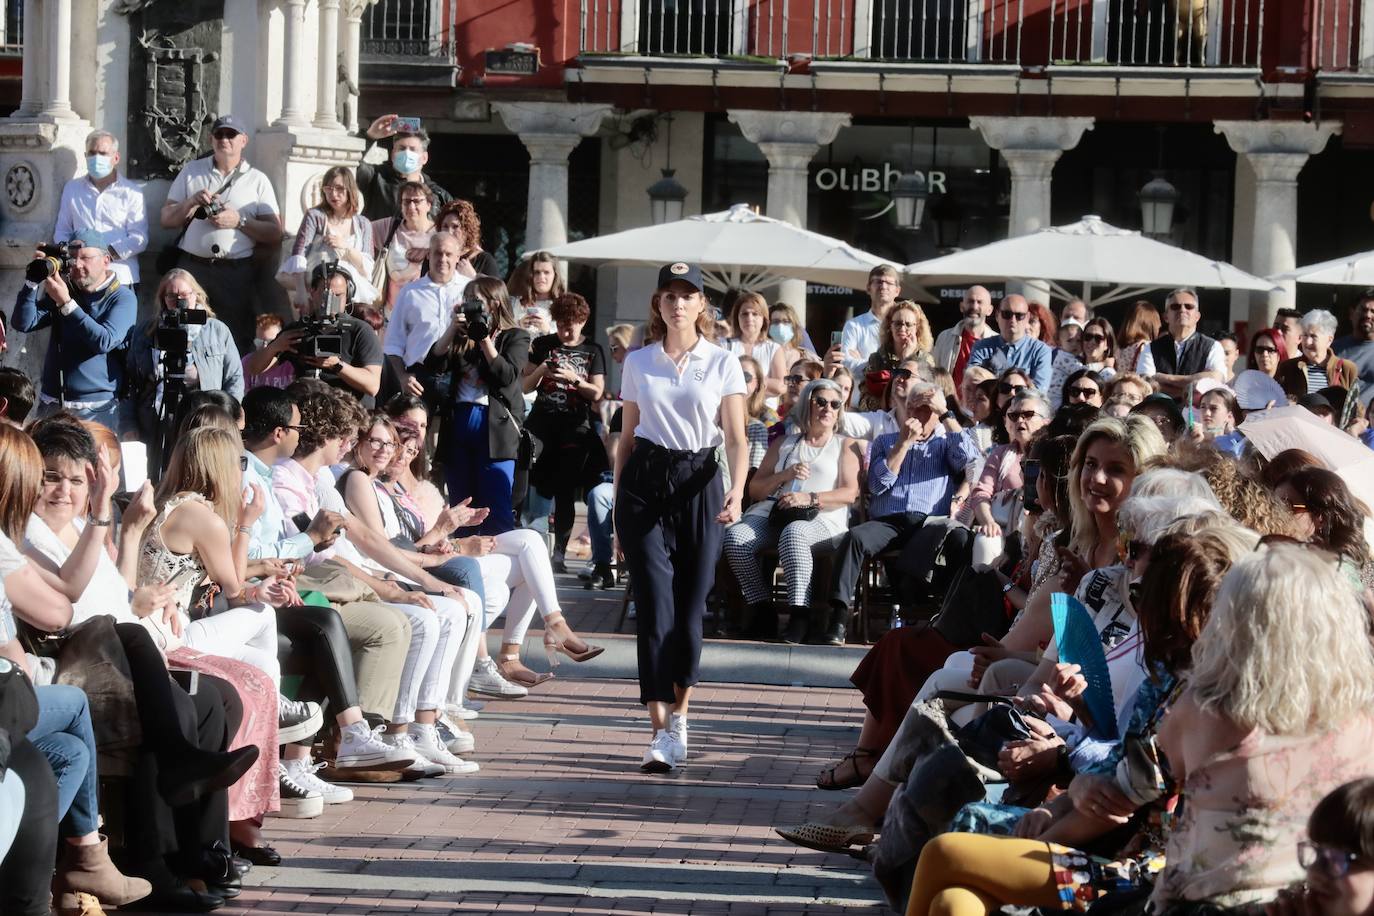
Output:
[1239, 404, 1374, 512]
[544, 203, 933, 300]
[1270, 250, 1374, 287]
[904, 215, 1277, 307]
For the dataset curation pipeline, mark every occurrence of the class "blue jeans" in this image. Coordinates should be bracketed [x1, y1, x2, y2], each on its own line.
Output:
[444, 402, 516, 535]
[587, 481, 615, 565]
[522, 488, 552, 535]
[34, 398, 123, 436]
[424, 555, 488, 628]
[28, 684, 99, 838]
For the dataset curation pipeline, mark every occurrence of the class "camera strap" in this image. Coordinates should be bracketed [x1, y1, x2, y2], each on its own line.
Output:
[173, 161, 248, 239]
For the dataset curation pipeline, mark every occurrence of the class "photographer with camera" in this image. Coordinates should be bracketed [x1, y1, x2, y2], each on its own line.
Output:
[433, 275, 530, 535]
[11, 230, 137, 429]
[159, 114, 285, 350]
[382, 231, 470, 412]
[123, 269, 243, 463]
[244, 260, 384, 406]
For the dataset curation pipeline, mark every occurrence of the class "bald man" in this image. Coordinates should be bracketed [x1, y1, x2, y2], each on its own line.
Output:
[965, 293, 1053, 391]
[933, 284, 997, 386]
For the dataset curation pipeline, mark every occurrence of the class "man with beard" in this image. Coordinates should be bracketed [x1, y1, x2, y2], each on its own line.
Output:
[11, 229, 136, 429]
[1334, 289, 1374, 409]
[933, 284, 996, 386]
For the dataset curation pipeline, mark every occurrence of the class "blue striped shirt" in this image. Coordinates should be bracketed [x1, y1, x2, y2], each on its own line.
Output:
[868, 427, 979, 518]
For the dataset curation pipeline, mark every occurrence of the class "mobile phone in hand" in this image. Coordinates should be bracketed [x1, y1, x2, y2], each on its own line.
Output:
[830, 331, 843, 349]
[394, 116, 421, 133]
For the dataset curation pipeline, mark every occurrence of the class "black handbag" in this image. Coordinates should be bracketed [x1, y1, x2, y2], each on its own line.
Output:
[0, 655, 38, 778]
[931, 565, 1014, 649]
[935, 690, 1039, 771]
[768, 437, 820, 529]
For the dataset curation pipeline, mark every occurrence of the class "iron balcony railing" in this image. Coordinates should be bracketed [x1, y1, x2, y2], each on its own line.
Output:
[360, 0, 458, 63]
[0, 0, 21, 56]
[1311, 0, 1372, 71]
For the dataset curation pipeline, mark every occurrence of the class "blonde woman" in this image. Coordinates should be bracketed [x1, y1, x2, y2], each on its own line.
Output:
[726, 292, 787, 396]
[739, 355, 772, 469]
[857, 300, 934, 410]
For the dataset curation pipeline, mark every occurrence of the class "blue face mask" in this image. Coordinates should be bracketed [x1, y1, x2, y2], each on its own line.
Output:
[768, 322, 794, 345]
[86, 154, 113, 180]
[392, 149, 422, 175]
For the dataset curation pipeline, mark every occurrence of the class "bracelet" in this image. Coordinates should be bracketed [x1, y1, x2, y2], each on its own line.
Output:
[236, 525, 253, 535]
[86, 514, 113, 527]
[810, 492, 820, 508]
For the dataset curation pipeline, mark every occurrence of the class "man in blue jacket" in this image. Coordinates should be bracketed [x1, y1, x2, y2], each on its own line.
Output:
[965, 293, 1053, 392]
[12, 229, 136, 430]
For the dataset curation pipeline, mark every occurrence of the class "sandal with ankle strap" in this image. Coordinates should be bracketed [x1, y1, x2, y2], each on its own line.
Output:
[497, 655, 553, 688]
[815, 747, 877, 791]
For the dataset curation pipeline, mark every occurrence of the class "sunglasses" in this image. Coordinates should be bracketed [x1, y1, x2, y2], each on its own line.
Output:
[1167, 301, 1199, 311]
[999, 310, 1029, 321]
[998, 382, 1027, 395]
[212, 130, 239, 141]
[811, 396, 843, 411]
[1298, 841, 1364, 879]
[1081, 332, 1108, 344]
[1067, 386, 1099, 399]
[1252, 346, 1278, 355]
[1005, 409, 1040, 422]
[784, 374, 805, 385]
[890, 320, 918, 329]
[742, 371, 755, 383]
[892, 368, 914, 381]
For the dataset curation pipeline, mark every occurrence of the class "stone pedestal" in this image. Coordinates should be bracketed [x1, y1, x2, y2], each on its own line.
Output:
[1215, 120, 1342, 332]
[254, 125, 367, 236]
[494, 102, 612, 254]
[727, 110, 851, 314]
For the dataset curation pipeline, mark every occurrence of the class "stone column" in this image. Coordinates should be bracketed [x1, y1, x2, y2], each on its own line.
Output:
[340, 0, 373, 132]
[314, 0, 344, 130]
[970, 116, 1094, 237]
[727, 110, 852, 312]
[14, 0, 43, 118]
[275, 0, 309, 128]
[494, 102, 612, 252]
[39, 0, 74, 119]
[1215, 120, 1341, 331]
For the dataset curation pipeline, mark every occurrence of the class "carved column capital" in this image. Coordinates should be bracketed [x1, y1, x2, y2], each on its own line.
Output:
[726, 110, 851, 149]
[969, 116, 1095, 153]
[493, 101, 613, 142]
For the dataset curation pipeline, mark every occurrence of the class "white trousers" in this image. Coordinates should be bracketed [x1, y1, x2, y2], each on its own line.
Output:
[185, 603, 281, 685]
[390, 588, 479, 724]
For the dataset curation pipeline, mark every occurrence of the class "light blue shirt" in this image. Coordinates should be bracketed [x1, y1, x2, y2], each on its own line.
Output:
[243, 450, 315, 561]
[867, 427, 978, 518]
[966, 335, 1053, 392]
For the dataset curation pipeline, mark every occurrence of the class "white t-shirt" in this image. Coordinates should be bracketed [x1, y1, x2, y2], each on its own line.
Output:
[0, 530, 25, 646]
[620, 338, 746, 452]
[166, 158, 280, 260]
[25, 516, 137, 627]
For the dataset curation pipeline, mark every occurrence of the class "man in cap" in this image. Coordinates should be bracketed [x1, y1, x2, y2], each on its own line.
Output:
[11, 229, 137, 428]
[160, 114, 285, 349]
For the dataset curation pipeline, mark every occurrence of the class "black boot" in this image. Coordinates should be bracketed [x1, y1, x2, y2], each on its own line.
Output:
[584, 562, 616, 590]
[809, 605, 847, 646]
[743, 601, 778, 640]
[781, 606, 811, 644]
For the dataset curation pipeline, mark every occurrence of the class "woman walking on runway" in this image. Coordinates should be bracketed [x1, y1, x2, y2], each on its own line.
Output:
[615, 262, 749, 773]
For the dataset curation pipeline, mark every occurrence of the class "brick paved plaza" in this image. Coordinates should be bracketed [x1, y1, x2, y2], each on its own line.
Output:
[230, 560, 885, 916]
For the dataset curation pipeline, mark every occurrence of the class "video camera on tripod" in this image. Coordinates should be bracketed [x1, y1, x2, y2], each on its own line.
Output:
[156, 298, 209, 372]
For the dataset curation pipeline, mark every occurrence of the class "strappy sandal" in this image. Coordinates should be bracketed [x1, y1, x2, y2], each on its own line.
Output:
[497, 655, 553, 688]
[815, 747, 877, 791]
[775, 821, 876, 854]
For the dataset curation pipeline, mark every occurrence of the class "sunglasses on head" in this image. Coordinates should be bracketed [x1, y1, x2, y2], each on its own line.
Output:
[998, 382, 1027, 395]
[999, 310, 1029, 321]
[812, 395, 843, 410]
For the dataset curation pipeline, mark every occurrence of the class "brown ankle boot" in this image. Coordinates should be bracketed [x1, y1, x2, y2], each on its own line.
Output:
[55, 837, 151, 909]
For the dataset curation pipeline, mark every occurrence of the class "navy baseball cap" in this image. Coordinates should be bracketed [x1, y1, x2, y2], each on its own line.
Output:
[211, 115, 248, 136]
[656, 261, 704, 293]
[67, 229, 106, 250]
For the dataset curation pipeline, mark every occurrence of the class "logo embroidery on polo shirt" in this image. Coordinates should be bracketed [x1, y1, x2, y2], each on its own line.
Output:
[694, 367, 705, 381]
[670, 262, 690, 275]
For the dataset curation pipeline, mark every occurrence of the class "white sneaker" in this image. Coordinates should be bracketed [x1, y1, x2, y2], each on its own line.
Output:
[335, 722, 415, 771]
[577, 560, 596, 581]
[383, 731, 444, 778]
[436, 714, 476, 756]
[271, 761, 324, 818]
[668, 713, 689, 764]
[468, 657, 529, 698]
[285, 757, 353, 804]
[409, 723, 480, 775]
[641, 730, 678, 773]
[444, 702, 480, 721]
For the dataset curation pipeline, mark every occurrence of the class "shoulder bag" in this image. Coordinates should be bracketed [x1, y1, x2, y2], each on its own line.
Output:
[768, 437, 819, 529]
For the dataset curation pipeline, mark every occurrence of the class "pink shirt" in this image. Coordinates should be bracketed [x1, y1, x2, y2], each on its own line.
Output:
[271, 458, 334, 564]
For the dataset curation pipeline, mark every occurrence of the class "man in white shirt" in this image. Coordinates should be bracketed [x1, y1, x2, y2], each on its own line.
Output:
[54, 130, 148, 290]
[382, 231, 469, 409]
[1134, 287, 1225, 398]
[832, 265, 901, 379]
[160, 114, 285, 350]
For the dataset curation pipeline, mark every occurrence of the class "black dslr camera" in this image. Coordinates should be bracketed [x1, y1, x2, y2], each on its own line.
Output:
[156, 297, 209, 357]
[193, 197, 226, 220]
[26, 240, 81, 284]
[462, 301, 491, 342]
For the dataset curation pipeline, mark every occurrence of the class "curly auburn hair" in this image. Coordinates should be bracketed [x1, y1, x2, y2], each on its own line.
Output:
[1145, 444, 1298, 538]
[436, 199, 482, 251]
[550, 292, 591, 324]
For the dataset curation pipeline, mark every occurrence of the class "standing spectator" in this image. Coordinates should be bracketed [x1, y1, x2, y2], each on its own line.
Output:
[857, 301, 935, 410]
[437, 200, 501, 278]
[371, 181, 438, 311]
[280, 165, 378, 306]
[1135, 287, 1225, 398]
[1247, 327, 1288, 379]
[769, 302, 819, 367]
[1278, 309, 1360, 400]
[1334, 289, 1374, 408]
[54, 129, 147, 291]
[1057, 297, 1090, 325]
[508, 251, 565, 330]
[523, 292, 608, 571]
[966, 294, 1053, 392]
[1028, 300, 1084, 410]
[1216, 330, 1240, 380]
[159, 115, 285, 349]
[739, 355, 773, 469]
[434, 276, 531, 534]
[933, 285, 997, 386]
[12, 230, 136, 429]
[835, 265, 903, 375]
[1274, 306, 1304, 359]
[1117, 300, 1162, 376]
[382, 231, 469, 411]
[358, 115, 452, 221]
[725, 292, 786, 396]
[123, 269, 243, 465]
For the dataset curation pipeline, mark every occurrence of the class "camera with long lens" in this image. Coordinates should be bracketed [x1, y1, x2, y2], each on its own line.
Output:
[462, 301, 490, 342]
[193, 197, 225, 221]
[156, 298, 209, 378]
[26, 241, 81, 284]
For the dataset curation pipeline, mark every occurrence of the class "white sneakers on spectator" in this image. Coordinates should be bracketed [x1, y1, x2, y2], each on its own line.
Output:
[272, 762, 324, 818]
[335, 721, 415, 771]
[641, 731, 679, 773]
[468, 657, 528, 698]
[445, 702, 480, 721]
[409, 723, 480, 775]
[436, 713, 475, 756]
[669, 713, 689, 764]
[285, 758, 353, 805]
[382, 730, 445, 778]
[278, 697, 324, 745]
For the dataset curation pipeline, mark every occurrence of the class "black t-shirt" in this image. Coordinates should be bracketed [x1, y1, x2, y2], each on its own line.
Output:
[282, 314, 385, 407]
[529, 334, 606, 422]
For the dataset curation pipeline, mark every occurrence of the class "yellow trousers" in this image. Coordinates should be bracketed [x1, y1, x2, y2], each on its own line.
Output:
[906, 833, 1063, 916]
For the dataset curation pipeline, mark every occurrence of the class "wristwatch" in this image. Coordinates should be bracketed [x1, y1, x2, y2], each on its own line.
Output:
[86, 514, 112, 527]
[939, 410, 957, 423]
[237, 212, 248, 230]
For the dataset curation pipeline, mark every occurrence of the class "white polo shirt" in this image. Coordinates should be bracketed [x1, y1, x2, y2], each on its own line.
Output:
[166, 157, 279, 259]
[621, 338, 746, 452]
[54, 174, 148, 285]
[382, 272, 470, 368]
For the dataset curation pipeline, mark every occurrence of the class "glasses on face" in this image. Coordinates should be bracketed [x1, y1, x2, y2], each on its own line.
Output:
[998, 382, 1027, 395]
[892, 368, 914, 381]
[1168, 301, 1199, 312]
[366, 437, 396, 452]
[812, 396, 843, 411]
[239, 455, 249, 471]
[1006, 409, 1040, 422]
[769, 318, 791, 327]
[323, 184, 348, 195]
[784, 374, 804, 386]
[1081, 332, 1108, 344]
[890, 320, 917, 329]
[742, 371, 755, 384]
[1252, 346, 1278, 356]
[212, 130, 238, 141]
[999, 310, 1029, 322]
[1067, 386, 1099, 400]
[1298, 841, 1364, 879]
[401, 198, 427, 208]
[871, 278, 899, 288]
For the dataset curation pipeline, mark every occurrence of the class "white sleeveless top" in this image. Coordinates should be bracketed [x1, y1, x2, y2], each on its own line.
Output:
[752, 432, 849, 534]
